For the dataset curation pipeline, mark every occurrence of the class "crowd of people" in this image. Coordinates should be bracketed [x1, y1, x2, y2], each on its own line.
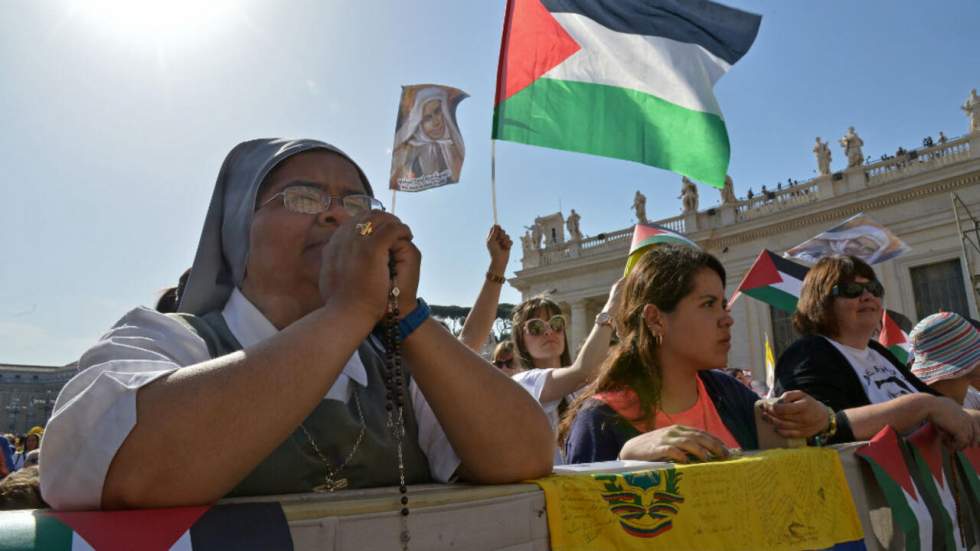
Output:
[1, 137, 978, 515]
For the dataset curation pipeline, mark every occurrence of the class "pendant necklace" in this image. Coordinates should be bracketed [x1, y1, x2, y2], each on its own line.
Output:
[301, 391, 366, 493]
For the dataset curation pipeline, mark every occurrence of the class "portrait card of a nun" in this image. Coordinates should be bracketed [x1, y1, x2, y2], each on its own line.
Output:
[785, 213, 910, 265]
[389, 84, 468, 192]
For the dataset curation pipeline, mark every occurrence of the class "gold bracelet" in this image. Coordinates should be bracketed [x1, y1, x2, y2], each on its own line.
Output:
[486, 271, 506, 284]
[824, 406, 838, 439]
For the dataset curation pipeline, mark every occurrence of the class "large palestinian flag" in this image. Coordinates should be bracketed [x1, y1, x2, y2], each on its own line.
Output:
[624, 223, 699, 275]
[492, 0, 761, 187]
[906, 424, 965, 551]
[0, 503, 292, 551]
[855, 426, 933, 551]
[731, 250, 809, 313]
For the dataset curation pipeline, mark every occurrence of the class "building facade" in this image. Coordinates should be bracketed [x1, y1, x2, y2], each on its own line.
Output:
[0, 364, 76, 434]
[511, 109, 980, 387]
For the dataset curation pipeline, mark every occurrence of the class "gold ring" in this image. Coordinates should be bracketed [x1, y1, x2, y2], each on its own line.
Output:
[355, 221, 374, 236]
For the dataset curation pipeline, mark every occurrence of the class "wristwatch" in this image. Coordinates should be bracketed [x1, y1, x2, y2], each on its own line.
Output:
[595, 312, 613, 327]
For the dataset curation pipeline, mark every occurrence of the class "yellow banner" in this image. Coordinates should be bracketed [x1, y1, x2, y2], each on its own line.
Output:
[535, 448, 863, 551]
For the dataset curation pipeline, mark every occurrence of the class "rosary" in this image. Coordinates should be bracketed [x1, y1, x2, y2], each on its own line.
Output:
[382, 255, 411, 551]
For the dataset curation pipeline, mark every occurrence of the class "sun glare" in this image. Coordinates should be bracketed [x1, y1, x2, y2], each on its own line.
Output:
[69, 0, 238, 50]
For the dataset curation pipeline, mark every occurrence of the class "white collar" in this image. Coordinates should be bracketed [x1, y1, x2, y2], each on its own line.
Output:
[221, 288, 368, 395]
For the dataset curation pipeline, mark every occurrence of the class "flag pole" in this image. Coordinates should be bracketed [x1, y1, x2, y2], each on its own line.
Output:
[491, 139, 499, 225]
[390, 189, 397, 214]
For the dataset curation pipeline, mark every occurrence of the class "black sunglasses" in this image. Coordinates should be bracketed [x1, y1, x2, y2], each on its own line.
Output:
[832, 280, 884, 299]
[493, 358, 514, 369]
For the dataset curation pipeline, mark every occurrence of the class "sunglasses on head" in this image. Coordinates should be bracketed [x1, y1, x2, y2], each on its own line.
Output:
[832, 280, 884, 299]
[524, 315, 567, 336]
[493, 358, 513, 369]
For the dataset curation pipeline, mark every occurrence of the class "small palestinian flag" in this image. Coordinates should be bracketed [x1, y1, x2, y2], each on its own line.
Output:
[492, 0, 761, 187]
[855, 426, 933, 551]
[0, 503, 292, 551]
[956, 445, 980, 505]
[907, 424, 965, 551]
[731, 250, 809, 313]
[624, 223, 700, 275]
[879, 310, 912, 365]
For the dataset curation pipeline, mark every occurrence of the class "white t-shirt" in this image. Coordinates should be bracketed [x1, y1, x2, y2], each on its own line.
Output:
[511, 368, 565, 465]
[964, 387, 980, 410]
[40, 288, 460, 510]
[826, 338, 917, 405]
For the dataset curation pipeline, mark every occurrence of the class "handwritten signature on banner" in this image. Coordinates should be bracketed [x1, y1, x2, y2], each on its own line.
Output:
[533, 448, 863, 551]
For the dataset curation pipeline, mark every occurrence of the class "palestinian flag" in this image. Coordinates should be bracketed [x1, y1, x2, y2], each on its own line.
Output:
[624, 223, 700, 275]
[855, 426, 933, 551]
[907, 424, 966, 551]
[0, 503, 292, 551]
[492, 0, 761, 188]
[956, 446, 980, 505]
[731, 250, 809, 313]
[879, 310, 912, 365]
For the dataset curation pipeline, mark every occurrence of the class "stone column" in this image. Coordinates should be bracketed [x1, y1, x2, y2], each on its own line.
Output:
[570, 300, 589, 359]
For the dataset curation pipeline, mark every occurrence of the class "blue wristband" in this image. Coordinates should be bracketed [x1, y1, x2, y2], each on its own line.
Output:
[397, 298, 430, 341]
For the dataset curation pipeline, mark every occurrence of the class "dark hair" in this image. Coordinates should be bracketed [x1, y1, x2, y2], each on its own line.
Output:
[557, 246, 726, 445]
[510, 297, 572, 369]
[0, 466, 46, 510]
[793, 255, 878, 336]
[492, 341, 514, 362]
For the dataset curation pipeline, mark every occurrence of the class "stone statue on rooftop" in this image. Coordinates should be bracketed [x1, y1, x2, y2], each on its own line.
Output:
[521, 230, 536, 257]
[720, 175, 737, 204]
[632, 191, 647, 224]
[566, 209, 582, 241]
[963, 88, 980, 133]
[813, 137, 832, 175]
[524, 222, 542, 251]
[839, 127, 865, 168]
[680, 176, 699, 213]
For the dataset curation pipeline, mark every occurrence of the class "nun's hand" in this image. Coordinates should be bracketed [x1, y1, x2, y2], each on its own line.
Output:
[319, 212, 418, 321]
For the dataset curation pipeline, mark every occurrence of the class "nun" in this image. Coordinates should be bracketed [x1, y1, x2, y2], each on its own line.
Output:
[40, 139, 553, 510]
[389, 87, 465, 189]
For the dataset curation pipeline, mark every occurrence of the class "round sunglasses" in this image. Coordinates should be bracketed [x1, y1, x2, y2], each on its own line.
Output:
[523, 315, 567, 337]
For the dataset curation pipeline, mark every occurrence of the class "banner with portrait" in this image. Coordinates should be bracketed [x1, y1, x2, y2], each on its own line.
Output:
[389, 84, 468, 192]
[785, 213, 910, 265]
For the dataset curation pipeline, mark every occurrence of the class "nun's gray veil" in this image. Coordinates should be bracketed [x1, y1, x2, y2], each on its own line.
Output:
[178, 138, 372, 315]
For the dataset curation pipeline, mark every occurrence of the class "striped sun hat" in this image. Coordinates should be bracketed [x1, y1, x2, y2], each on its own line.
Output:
[909, 312, 980, 384]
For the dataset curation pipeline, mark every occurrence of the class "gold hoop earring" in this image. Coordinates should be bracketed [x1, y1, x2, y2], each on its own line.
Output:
[654, 333, 663, 347]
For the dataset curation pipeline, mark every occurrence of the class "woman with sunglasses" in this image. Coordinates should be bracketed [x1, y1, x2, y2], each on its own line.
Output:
[39, 139, 554, 510]
[510, 281, 623, 462]
[774, 255, 980, 448]
[491, 341, 522, 377]
[559, 246, 829, 464]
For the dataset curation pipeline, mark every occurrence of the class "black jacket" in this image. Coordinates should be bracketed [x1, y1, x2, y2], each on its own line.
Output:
[774, 334, 935, 443]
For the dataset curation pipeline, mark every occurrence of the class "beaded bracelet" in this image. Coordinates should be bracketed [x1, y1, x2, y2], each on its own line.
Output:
[812, 406, 838, 447]
[486, 271, 506, 284]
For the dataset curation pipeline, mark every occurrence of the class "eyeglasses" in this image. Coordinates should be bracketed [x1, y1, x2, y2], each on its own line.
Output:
[832, 280, 884, 299]
[523, 315, 567, 336]
[493, 358, 513, 370]
[260, 185, 384, 217]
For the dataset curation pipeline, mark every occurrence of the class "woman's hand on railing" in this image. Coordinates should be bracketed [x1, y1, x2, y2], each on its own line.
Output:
[761, 390, 831, 439]
[619, 425, 731, 463]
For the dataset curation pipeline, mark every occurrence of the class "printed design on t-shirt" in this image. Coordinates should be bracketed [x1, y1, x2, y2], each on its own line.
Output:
[859, 360, 914, 399]
[593, 469, 684, 538]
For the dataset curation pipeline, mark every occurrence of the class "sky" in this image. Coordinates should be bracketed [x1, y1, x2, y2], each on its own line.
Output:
[1, 0, 978, 366]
